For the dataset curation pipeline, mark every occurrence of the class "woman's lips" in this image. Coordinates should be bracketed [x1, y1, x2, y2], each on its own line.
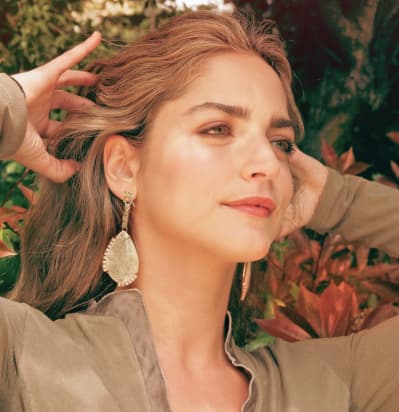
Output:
[222, 197, 276, 218]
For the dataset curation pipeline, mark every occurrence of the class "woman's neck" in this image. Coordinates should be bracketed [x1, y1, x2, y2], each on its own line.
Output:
[127, 236, 237, 369]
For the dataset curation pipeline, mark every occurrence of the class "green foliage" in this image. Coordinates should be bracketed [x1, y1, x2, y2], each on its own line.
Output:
[1, 1, 399, 350]
[1, 0, 86, 72]
[0, 0, 154, 294]
[242, 143, 399, 347]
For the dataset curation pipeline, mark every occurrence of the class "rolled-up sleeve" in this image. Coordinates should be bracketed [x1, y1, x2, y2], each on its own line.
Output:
[0, 73, 27, 158]
[308, 168, 399, 257]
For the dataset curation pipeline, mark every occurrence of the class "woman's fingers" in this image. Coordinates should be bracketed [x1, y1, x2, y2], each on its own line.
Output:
[289, 147, 329, 193]
[42, 32, 102, 77]
[57, 70, 98, 87]
[28, 151, 80, 183]
[275, 148, 330, 238]
[12, 123, 80, 182]
[289, 148, 323, 179]
[46, 90, 95, 137]
[46, 120, 62, 138]
[51, 89, 95, 111]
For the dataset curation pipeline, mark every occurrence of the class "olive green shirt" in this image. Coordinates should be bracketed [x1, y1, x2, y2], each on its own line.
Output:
[1, 73, 399, 411]
[0, 74, 27, 158]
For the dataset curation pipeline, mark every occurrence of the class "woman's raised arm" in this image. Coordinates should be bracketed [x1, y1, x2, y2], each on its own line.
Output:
[0, 32, 101, 182]
[284, 148, 399, 257]
[308, 167, 399, 257]
[0, 74, 27, 157]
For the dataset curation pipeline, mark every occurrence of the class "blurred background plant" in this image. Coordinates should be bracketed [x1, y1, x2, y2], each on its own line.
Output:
[1, 0, 398, 347]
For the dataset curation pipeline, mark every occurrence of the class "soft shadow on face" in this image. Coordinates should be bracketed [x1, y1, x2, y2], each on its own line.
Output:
[134, 51, 294, 264]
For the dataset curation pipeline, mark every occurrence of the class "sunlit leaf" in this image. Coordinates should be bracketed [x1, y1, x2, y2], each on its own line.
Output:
[319, 282, 357, 337]
[390, 161, 399, 179]
[374, 175, 398, 188]
[0, 206, 26, 232]
[345, 162, 371, 176]
[255, 309, 311, 342]
[362, 281, 399, 303]
[361, 304, 399, 329]
[18, 183, 38, 205]
[340, 147, 355, 172]
[355, 245, 370, 273]
[0, 239, 16, 258]
[386, 131, 399, 144]
[296, 284, 321, 336]
[321, 139, 339, 169]
[360, 263, 399, 278]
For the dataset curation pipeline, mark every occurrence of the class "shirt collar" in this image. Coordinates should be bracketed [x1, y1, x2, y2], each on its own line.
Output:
[84, 287, 256, 411]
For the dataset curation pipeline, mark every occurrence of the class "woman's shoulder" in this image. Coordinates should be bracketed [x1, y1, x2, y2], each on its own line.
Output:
[0, 297, 32, 340]
[0, 297, 143, 411]
[246, 315, 399, 411]
[0, 296, 30, 317]
[0, 296, 129, 348]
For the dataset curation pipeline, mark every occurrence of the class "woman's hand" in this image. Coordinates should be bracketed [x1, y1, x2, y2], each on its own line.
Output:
[279, 147, 329, 237]
[9, 32, 102, 183]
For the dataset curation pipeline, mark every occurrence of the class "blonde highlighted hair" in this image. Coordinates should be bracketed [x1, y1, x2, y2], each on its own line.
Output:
[8, 10, 304, 319]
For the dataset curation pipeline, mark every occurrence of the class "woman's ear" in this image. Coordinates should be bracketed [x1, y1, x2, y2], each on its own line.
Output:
[103, 135, 140, 200]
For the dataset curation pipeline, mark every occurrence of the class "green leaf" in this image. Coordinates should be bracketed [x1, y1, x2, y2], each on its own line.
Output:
[245, 331, 275, 352]
[367, 293, 379, 309]
[0, 254, 20, 295]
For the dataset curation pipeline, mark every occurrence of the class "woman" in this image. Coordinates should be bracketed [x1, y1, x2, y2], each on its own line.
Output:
[1, 10, 399, 412]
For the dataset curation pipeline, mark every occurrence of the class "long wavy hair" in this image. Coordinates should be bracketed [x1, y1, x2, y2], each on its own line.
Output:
[8, 10, 304, 320]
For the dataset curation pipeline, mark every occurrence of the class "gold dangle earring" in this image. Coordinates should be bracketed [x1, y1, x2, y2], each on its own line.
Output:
[102, 191, 139, 287]
[240, 262, 251, 301]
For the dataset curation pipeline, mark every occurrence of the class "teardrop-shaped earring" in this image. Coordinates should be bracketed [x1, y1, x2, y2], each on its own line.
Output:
[240, 262, 251, 301]
[102, 191, 139, 287]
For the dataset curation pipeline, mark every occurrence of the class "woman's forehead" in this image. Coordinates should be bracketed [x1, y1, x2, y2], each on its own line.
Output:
[162, 52, 289, 120]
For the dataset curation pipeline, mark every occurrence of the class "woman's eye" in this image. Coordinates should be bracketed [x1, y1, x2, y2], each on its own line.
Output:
[201, 124, 231, 136]
[271, 139, 296, 154]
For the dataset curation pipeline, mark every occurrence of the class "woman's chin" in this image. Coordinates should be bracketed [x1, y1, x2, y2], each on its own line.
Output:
[226, 241, 272, 263]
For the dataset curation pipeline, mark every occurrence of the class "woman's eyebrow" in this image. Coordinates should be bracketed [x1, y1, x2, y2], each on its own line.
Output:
[269, 117, 295, 131]
[183, 102, 250, 119]
[183, 102, 294, 131]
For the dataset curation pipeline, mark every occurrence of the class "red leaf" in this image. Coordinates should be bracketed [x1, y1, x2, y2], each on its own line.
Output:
[355, 245, 370, 273]
[319, 282, 357, 337]
[360, 263, 398, 278]
[309, 240, 321, 263]
[345, 162, 371, 176]
[391, 161, 399, 180]
[268, 250, 283, 271]
[296, 284, 322, 336]
[374, 176, 398, 188]
[18, 183, 38, 205]
[386, 131, 399, 144]
[321, 139, 339, 169]
[255, 309, 311, 342]
[0, 239, 16, 258]
[362, 281, 399, 303]
[0, 206, 26, 231]
[289, 230, 312, 253]
[340, 147, 355, 173]
[361, 304, 399, 330]
[284, 257, 305, 283]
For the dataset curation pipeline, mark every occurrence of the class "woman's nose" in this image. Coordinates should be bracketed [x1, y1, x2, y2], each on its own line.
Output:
[240, 136, 281, 181]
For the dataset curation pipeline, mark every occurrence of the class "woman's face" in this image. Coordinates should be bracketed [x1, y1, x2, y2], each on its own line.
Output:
[134, 52, 294, 263]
